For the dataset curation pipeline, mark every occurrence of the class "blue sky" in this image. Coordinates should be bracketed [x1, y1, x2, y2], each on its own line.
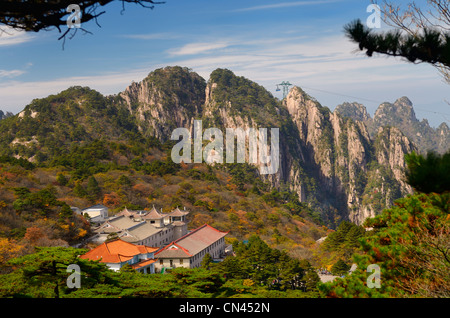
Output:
[1, 0, 449, 127]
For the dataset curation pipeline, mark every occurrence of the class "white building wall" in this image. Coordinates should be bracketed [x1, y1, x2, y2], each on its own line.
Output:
[106, 263, 121, 272]
[157, 258, 190, 270]
[154, 237, 226, 271]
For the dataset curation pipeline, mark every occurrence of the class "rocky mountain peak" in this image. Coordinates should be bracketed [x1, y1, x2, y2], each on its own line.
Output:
[374, 96, 417, 125]
[119, 66, 206, 141]
[331, 95, 450, 154]
[394, 96, 413, 107]
[334, 102, 371, 122]
[437, 122, 450, 133]
[280, 84, 417, 225]
[285, 86, 320, 116]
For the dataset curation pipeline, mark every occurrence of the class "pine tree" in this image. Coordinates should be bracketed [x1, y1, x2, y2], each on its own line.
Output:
[119, 263, 135, 273]
[344, 1, 450, 83]
[73, 182, 86, 197]
[405, 150, 450, 193]
[86, 176, 101, 201]
[331, 259, 350, 276]
[303, 269, 321, 292]
[319, 191, 450, 297]
[343, 225, 365, 250]
[59, 204, 73, 220]
[56, 173, 68, 186]
[201, 253, 213, 270]
[0, 1, 165, 42]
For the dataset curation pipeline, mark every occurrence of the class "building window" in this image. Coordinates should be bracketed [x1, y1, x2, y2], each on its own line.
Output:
[160, 259, 163, 265]
[180, 259, 183, 265]
[170, 259, 173, 267]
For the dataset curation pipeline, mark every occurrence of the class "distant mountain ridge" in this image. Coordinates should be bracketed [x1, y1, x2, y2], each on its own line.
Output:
[335, 97, 450, 154]
[0, 66, 422, 226]
[0, 110, 13, 120]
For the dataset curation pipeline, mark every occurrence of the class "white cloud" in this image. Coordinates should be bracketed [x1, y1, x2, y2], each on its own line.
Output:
[0, 27, 34, 46]
[168, 42, 230, 56]
[0, 69, 25, 78]
[0, 62, 33, 79]
[166, 34, 418, 84]
[161, 32, 449, 127]
[234, 0, 344, 12]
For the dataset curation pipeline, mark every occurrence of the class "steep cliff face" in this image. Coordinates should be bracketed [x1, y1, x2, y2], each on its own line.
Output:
[282, 87, 415, 225]
[119, 66, 206, 141]
[285, 87, 333, 185]
[437, 122, 450, 151]
[374, 97, 417, 126]
[118, 67, 418, 226]
[202, 68, 297, 188]
[351, 126, 415, 224]
[374, 126, 415, 194]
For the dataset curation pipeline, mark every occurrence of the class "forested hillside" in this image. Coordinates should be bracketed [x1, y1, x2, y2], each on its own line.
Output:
[0, 134, 329, 267]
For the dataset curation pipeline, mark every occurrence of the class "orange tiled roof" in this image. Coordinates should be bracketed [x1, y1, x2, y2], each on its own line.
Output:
[131, 259, 157, 269]
[80, 239, 158, 264]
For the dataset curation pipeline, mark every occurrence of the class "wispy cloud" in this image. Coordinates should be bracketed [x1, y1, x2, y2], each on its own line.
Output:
[234, 0, 344, 12]
[0, 27, 34, 46]
[0, 69, 26, 78]
[161, 32, 446, 119]
[166, 35, 395, 82]
[0, 63, 32, 79]
[168, 42, 230, 56]
[120, 33, 178, 40]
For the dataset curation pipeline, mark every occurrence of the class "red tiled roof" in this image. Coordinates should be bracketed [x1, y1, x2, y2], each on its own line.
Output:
[154, 242, 192, 258]
[80, 239, 158, 264]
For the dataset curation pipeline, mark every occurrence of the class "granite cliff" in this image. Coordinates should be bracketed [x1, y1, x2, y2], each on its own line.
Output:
[335, 97, 450, 154]
[119, 67, 417, 225]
